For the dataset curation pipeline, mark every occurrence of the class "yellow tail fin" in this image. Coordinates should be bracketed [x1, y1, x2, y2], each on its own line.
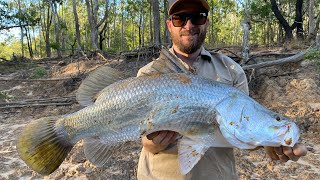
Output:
[17, 116, 73, 175]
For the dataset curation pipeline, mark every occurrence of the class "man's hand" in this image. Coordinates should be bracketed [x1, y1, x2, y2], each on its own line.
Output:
[142, 131, 179, 154]
[264, 143, 307, 162]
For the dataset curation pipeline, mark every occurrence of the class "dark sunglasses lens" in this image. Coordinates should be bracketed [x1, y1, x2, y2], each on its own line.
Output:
[191, 15, 207, 25]
[171, 15, 186, 27]
[171, 14, 207, 27]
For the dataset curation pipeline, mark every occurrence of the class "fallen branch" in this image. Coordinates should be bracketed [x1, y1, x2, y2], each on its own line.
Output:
[250, 52, 296, 58]
[242, 51, 307, 70]
[0, 77, 77, 81]
[210, 48, 242, 61]
[0, 96, 76, 109]
[121, 45, 160, 60]
[0, 102, 74, 109]
[0, 57, 7, 61]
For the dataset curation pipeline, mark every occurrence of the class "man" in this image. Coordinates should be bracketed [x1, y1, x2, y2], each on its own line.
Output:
[136, 0, 307, 179]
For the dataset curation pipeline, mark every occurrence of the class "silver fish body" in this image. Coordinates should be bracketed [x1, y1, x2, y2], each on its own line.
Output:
[59, 73, 298, 148]
[17, 67, 300, 175]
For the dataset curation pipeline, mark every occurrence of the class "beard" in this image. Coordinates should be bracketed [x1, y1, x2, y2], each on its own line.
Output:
[171, 27, 207, 54]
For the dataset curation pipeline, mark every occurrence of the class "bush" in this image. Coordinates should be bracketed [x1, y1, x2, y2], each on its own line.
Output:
[305, 48, 320, 72]
[32, 67, 47, 79]
[0, 91, 13, 101]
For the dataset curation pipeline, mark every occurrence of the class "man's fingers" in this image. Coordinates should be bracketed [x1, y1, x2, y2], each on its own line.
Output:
[146, 131, 160, 140]
[274, 146, 284, 156]
[159, 131, 176, 145]
[293, 143, 308, 156]
[278, 154, 289, 162]
[265, 144, 308, 163]
[264, 146, 280, 160]
[152, 131, 168, 144]
[283, 146, 293, 155]
[168, 132, 180, 144]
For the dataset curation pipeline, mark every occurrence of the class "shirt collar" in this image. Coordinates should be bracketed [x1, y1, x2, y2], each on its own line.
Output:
[199, 46, 212, 61]
[169, 46, 212, 62]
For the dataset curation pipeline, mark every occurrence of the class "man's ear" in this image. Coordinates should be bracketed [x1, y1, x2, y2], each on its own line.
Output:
[205, 18, 209, 26]
[166, 19, 172, 32]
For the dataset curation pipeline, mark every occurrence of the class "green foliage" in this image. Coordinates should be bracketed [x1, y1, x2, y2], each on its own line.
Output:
[0, 91, 13, 101]
[305, 48, 320, 72]
[1, 0, 319, 56]
[0, 40, 22, 59]
[32, 66, 47, 79]
[251, 0, 272, 18]
[50, 42, 60, 50]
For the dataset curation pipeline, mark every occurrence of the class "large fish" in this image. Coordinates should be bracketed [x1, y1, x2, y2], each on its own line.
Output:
[17, 66, 299, 175]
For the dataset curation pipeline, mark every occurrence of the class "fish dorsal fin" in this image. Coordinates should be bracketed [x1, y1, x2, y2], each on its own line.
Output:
[83, 137, 126, 167]
[76, 66, 126, 106]
[177, 136, 210, 175]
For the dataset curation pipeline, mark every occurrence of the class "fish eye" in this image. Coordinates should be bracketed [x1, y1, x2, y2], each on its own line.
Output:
[276, 116, 281, 121]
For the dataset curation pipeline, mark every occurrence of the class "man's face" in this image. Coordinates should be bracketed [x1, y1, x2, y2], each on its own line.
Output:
[167, 7, 208, 54]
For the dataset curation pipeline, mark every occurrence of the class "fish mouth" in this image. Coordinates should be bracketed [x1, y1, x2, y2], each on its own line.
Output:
[280, 122, 300, 147]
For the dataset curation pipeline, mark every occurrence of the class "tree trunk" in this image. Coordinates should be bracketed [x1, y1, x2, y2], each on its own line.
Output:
[85, 0, 99, 51]
[269, 20, 274, 45]
[163, 0, 170, 45]
[51, 1, 62, 58]
[43, 5, 52, 57]
[308, 0, 315, 33]
[241, 1, 250, 64]
[295, 0, 303, 40]
[32, 27, 37, 57]
[72, 0, 83, 51]
[113, 0, 116, 48]
[270, 0, 293, 42]
[139, 7, 143, 46]
[149, 1, 153, 45]
[210, 0, 214, 46]
[264, 18, 270, 46]
[98, 0, 109, 50]
[315, 15, 320, 35]
[17, 0, 24, 57]
[24, 26, 33, 58]
[316, 34, 320, 48]
[132, 18, 135, 48]
[151, 0, 161, 46]
[142, 8, 145, 46]
[241, 20, 250, 65]
[121, 4, 124, 51]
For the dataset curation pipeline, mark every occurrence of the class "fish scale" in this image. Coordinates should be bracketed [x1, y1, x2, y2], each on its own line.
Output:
[17, 66, 300, 175]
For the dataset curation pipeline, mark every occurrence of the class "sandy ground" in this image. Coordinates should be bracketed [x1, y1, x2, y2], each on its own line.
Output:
[0, 50, 319, 179]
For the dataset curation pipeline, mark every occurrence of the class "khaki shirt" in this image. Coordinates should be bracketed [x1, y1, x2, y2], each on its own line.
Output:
[137, 47, 249, 180]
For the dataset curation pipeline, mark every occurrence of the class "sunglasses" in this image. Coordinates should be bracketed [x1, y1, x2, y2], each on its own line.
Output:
[170, 12, 208, 27]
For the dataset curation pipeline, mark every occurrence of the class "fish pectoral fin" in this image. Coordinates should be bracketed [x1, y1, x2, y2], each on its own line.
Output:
[177, 137, 209, 175]
[83, 137, 126, 167]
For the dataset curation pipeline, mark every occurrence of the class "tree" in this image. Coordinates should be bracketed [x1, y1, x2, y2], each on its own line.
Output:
[72, 0, 83, 52]
[151, 0, 161, 46]
[163, 0, 170, 45]
[17, 0, 24, 56]
[270, 0, 304, 42]
[85, 0, 109, 51]
[51, 0, 62, 58]
[40, 1, 52, 57]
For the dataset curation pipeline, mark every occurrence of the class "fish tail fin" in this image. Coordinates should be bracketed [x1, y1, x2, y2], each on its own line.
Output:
[17, 116, 73, 175]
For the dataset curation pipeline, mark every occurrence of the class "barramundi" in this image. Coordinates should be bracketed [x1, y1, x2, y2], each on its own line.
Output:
[17, 66, 300, 175]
